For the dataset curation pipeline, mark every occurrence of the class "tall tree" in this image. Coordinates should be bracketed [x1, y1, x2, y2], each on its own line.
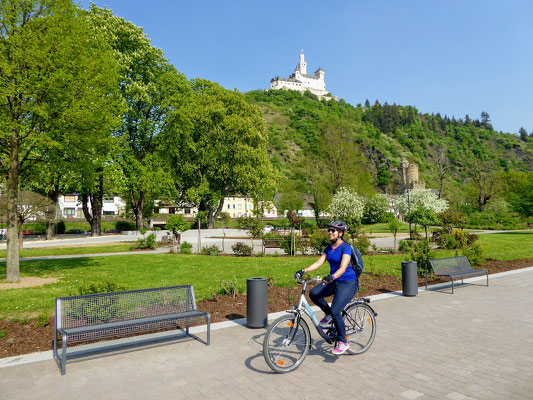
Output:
[519, 127, 528, 141]
[0, 0, 121, 281]
[164, 80, 276, 228]
[465, 161, 504, 211]
[88, 6, 183, 230]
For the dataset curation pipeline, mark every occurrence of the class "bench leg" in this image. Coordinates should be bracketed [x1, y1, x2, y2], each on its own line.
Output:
[61, 334, 67, 375]
[207, 314, 210, 346]
[486, 272, 489, 287]
[451, 279, 454, 294]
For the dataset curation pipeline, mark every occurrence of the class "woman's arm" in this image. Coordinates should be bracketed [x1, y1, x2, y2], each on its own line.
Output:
[303, 254, 327, 273]
[331, 253, 351, 280]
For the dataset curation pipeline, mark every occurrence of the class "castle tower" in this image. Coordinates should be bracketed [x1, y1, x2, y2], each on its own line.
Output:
[295, 50, 307, 75]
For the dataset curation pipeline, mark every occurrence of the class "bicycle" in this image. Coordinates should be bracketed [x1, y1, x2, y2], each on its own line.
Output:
[263, 274, 377, 373]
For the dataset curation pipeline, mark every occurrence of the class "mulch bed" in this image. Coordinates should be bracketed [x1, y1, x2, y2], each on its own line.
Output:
[1, 258, 531, 359]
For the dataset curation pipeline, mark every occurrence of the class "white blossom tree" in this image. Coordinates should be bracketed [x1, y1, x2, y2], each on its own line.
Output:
[329, 187, 364, 237]
[363, 193, 391, 223]
[396, 189, 448, 215]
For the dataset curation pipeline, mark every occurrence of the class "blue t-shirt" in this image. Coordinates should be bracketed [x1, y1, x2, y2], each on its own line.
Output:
[323, 242, 357, 282]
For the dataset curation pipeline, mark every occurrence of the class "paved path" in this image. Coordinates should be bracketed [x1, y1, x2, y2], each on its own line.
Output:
[1, 269, 533, 399]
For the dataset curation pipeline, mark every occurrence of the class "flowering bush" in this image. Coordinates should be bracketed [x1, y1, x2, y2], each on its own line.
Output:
[363, 193, 391, 224]
[396, 189, 448, 215]
[329, 187, 364, 224]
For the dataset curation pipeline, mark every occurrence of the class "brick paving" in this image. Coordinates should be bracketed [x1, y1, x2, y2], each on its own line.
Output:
[1, 268, 533, 399]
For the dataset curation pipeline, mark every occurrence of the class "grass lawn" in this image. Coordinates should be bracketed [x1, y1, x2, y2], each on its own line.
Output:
[0, 243, 135, 259]
[0, 231, 531, 320]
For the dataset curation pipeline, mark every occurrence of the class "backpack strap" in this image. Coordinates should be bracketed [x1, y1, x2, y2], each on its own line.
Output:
[340, 241, 358, 276]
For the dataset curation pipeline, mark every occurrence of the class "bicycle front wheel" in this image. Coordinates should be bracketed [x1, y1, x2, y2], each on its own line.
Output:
[343, 303, 376, 354]
[263, 314, 311, 373]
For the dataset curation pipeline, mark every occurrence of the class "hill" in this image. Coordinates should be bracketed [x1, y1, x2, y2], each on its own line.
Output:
[244, 89, 533, 206]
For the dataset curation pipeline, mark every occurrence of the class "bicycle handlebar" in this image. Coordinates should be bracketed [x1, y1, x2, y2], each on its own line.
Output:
[294, 274, 322, 284]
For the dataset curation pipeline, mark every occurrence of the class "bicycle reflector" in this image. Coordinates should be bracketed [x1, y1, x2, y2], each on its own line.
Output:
[277, 360, 285, 365]
[288, 322, 294, 327]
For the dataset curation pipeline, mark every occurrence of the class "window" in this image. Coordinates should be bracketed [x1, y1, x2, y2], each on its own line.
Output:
[238, 204, 242, 209]
[227, 204, 230, 209]
[184, 208, 191, 214]
[103, 210, 115, 215]
[103, 196, 114, 203]
[64, 196, 76, 203]
[233, 205, 235, 209]
[64, 208, 75, 216]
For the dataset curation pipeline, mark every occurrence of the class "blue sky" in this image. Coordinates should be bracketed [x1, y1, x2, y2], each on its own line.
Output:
[80, 0, 533, 135]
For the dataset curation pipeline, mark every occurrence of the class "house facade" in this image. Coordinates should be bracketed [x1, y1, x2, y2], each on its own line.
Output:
[58, 195, 125, 218]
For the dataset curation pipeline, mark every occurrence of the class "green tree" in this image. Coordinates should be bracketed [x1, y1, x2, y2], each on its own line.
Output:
[87, 6, 184, 230]
[386, 214, 402, 252]
[363, 193, 390, 224]
[406, 205, 440, 240]
[165, 214, 189, 253]
[519, 127, 529, 141]
[0, 0, 121, 281]
[505, 170, 533, 217]
[164, 80, 276, 228]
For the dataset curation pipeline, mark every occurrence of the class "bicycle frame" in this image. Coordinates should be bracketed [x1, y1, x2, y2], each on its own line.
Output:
[288, 278, 377, 345]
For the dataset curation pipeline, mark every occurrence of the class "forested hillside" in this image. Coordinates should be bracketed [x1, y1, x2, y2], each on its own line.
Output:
[245, 89, 533, 210]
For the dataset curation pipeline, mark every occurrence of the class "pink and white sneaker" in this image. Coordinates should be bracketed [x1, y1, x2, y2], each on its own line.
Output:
[332, 341, 350, 355]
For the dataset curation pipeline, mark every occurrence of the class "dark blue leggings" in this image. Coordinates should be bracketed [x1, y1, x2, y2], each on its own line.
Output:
[309, 280, 358, 343]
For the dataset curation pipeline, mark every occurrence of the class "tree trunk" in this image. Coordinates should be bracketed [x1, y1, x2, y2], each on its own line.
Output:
[393, 234, 397, 252]
[45, 195, 58, 240]
[131, 191, 144, 230]
[207, 199, 225, 229]
[81, 193, 95, 235]
[18, 225, 23, 251]
[91, 175, 104, 236]
[6, 126, 20, 282]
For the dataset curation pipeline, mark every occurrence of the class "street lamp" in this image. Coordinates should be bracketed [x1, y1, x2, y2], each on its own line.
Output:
[407, 189, 412, 240]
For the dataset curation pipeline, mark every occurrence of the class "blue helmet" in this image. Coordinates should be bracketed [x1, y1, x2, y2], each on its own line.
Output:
[328, 220, 347, 232]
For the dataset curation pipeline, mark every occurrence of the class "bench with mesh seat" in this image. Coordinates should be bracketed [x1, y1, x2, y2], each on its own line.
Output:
[54, 285, 210, 375]
[426, 256, 488, 294]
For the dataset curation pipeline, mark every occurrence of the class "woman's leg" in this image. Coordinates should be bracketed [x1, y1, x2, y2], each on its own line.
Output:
[309, 282, 335, 315]
[330, 280, 358, 343]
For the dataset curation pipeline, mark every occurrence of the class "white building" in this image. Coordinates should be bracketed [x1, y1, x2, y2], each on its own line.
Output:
[157, 196, 278, 219]
[58, 195, 125, 218]
[270, 51, 336, 100]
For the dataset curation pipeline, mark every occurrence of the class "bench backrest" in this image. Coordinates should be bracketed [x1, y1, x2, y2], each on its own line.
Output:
[429, 256, 473, 275]
[56, 285, 197, 330]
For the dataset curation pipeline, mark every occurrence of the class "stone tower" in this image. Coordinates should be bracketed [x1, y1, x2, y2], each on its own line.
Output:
[398, 159, 424, 192]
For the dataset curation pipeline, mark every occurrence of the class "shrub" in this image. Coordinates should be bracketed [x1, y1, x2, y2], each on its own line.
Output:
[218, 277, 239, 297]
[463, 244, 484, 266]
[136, 233, 157, 249]
[308, 229, 329, 254]
[54, 220, 66, 234]
[436, 233, 460, 249]
[35, 313, 50, 327]
[232, 242, 252, 256]
[409, 240, 435, 276]
[68, 281, 131, 322]
[202, 245, 221, 256]
[115, 221, 136, 231]
[438, 211, 466, 233]
[398, 239, 416, 252]
[180, 241, 193, 254]
[75, 281, 130, 295]
[353, 234, 371, 255]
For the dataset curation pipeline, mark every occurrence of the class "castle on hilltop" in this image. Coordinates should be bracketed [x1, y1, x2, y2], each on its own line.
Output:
[270, 51, 336, 100]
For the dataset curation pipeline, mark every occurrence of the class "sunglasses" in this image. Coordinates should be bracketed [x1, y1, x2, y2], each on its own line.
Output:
[327, 229, 337, 233]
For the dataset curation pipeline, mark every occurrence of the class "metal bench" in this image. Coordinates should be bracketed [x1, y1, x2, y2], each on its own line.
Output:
[54, 285, 210, 375]
[426, 256, 488, 294]
[263, 238, 284, 249]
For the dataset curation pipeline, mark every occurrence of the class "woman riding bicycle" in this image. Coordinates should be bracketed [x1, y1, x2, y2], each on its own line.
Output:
[296, 220, 358, 355]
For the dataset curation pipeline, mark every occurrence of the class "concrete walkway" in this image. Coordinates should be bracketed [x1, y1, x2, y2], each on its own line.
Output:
[1, 268, 533, 399]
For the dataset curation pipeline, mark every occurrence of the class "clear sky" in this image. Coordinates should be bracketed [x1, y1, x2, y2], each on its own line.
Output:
[80, 0, 533, 135]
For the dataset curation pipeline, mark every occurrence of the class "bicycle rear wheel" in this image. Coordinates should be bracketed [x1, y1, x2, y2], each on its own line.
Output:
[343, 303, 376, 354]
[263, 314, 311, 373]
